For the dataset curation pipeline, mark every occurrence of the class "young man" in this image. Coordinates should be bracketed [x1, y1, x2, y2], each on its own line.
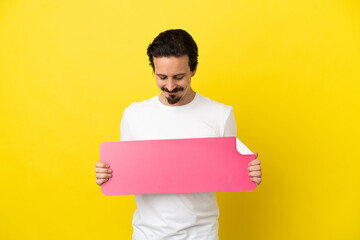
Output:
[95, 29, 262, 239]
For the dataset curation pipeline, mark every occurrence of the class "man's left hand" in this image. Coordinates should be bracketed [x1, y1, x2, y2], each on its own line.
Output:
[248, 152, 262, 187]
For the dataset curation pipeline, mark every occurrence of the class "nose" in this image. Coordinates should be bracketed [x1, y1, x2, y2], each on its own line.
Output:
[167, 79, 176, 91]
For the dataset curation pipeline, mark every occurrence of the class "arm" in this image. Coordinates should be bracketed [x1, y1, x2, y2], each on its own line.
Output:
[224, 107, 262, 187]
[95, 108, 131, 186]
[223, 107, 237, 137]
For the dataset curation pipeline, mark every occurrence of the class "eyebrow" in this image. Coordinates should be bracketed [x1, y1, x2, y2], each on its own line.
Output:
[156, 73, 186, 77]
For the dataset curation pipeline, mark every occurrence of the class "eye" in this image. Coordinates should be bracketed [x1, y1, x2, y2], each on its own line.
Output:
[174, 76, 184, 80]
[159, 76, 167, 80]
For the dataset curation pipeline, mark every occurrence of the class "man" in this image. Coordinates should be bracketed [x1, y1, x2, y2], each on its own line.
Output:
[95, 29, 262, 239]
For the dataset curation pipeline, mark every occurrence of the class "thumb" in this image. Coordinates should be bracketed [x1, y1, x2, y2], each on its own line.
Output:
[254, 152, 258, 159]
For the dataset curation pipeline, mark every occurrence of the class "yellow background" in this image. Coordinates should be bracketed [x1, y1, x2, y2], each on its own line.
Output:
[1, 0, 359, 239]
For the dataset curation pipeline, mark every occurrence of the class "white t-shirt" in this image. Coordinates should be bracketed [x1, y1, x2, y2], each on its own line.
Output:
[120, 92, 237, 240]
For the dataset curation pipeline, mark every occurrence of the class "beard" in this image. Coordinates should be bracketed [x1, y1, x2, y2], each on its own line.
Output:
[166, 95, 182, 104]
[161, 86, 185, 105]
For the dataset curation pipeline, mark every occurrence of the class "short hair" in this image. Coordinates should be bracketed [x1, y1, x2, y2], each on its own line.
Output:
[147, 29, 198, 72]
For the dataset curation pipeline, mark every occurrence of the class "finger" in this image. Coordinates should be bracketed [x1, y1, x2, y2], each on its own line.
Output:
[254, 152, 258, 159]
[248, 159, 261, 166]
[248, 165, 261, 171]
[250, 177, 261, 184]
[249, 171, 262, 177]
[96, 178, 109, 186]
[95, 161, 109, 168]
[96, 168, 112, 173]
[96, 173, 112, 179]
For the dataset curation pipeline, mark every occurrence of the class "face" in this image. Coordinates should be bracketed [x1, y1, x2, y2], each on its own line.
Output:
[154, 55, 196, 105]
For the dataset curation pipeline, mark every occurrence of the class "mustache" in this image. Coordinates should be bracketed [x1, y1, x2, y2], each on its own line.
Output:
[161, 87, 185, 93]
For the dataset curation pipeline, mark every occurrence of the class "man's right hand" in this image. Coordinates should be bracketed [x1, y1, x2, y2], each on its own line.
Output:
[95, 161, 112, 186]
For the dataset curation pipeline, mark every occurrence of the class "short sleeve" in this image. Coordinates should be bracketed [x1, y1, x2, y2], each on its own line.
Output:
[223, 107, 237, 137]
[120, 108, 132, 141]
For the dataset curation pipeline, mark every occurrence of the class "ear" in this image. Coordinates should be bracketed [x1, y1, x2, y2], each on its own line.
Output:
[191, 65, 197, 77]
